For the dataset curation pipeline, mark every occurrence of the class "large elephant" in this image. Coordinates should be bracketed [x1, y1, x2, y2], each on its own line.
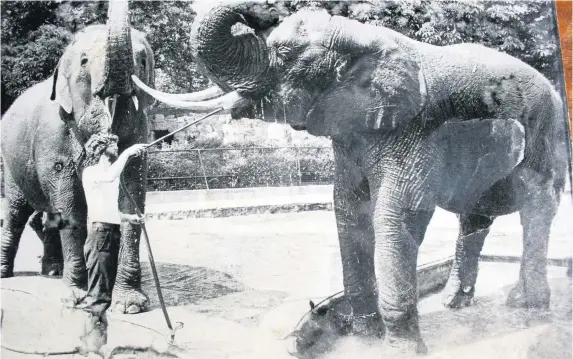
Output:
[133, 3, 572, 354]
[1, 1, 157, 314]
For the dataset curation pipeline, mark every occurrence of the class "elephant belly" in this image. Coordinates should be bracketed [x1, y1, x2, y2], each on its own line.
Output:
[466, 174, 526, 217]
[7, 159, 52, 212]
[431, 118, 526, 214]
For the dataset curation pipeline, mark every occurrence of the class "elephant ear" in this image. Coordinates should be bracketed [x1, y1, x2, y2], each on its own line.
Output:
[50, 58, 73, 114]
[307, 36, 428, 135]
[365, 43, 428, 131]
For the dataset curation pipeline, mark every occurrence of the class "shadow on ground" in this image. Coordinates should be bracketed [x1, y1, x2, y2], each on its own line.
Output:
[140, 262, 246, 309]
[139, 262, 289, 328]
[13, 271, 44, 277]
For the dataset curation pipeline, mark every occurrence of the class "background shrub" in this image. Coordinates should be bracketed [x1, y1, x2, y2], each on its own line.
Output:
[1, 0, 566, 191]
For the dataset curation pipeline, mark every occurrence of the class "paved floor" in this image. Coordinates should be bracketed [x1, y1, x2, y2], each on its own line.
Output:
[2, 201, 572, 358]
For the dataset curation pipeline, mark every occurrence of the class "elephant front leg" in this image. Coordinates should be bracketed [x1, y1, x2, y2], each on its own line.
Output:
[373, 206, 433, 355]
[442, 214, 493, 309]
[333, 172, 382, 338]
[112, 154, 149, 314]
[59, 222, 88, 306]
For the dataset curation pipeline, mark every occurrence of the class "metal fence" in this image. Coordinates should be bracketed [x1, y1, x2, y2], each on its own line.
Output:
[146, 146, 335, 191]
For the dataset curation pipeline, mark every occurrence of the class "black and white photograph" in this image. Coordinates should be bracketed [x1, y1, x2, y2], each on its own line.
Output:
[0, 0, 571, 358]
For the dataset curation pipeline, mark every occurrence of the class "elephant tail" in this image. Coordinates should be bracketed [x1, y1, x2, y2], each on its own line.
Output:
[550, 0, 573, 200]
[557, 89, 573, 198]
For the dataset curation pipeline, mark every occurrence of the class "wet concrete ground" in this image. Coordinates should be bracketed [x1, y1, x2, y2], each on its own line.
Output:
[2, 202, 572, 358]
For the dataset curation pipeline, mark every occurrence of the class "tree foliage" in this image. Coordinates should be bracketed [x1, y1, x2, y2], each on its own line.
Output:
[282, 0, 560, 79]
[1, 0, 563, 115]
[1, 0, 208, 114]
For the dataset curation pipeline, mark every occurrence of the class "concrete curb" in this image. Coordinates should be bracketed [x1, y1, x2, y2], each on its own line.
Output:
[147, 202, 333, 220]
[145, 185, 334, 220]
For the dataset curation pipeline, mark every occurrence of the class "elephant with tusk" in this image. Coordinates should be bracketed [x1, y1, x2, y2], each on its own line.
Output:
[132, 2, 572, 355]
[1, 0, 156, 314]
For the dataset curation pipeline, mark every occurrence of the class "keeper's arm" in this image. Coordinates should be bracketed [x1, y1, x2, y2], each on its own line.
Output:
[94, 144, 147, 184]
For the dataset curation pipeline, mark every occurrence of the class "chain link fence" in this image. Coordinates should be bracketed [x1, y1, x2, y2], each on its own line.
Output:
[146, 146, 335, 191]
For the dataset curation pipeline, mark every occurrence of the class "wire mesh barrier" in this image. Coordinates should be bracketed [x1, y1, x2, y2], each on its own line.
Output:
[146, 146, 335, 191]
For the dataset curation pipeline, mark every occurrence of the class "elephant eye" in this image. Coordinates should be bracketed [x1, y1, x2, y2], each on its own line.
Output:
[80, 57, 88, 66]
[141, 59, 146, 69]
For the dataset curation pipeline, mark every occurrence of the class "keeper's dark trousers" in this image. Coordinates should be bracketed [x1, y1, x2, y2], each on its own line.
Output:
[82, 222, 121, 316]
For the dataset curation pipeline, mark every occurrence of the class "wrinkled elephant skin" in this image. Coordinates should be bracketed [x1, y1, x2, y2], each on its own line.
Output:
[134, 3, 572, 353]
[1, 1, 156, 315]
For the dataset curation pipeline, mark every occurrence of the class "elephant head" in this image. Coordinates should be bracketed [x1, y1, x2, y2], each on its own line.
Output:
[132, 2, 427, 137]
[50, 0, 154, 144]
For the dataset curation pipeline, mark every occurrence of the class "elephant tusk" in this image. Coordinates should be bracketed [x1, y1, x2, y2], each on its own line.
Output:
[131, 94, 139, 111]
[104, 95, 118, 124]
[110, 95, 118, 121]
[131, 75, 224, 101]
[131, 75, 247, 112]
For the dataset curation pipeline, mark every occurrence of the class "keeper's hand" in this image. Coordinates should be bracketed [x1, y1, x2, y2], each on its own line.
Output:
[125, 144, 147, 158]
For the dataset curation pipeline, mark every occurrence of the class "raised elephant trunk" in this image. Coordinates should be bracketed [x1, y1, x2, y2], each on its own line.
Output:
[190, 3, 277, 98]
[131, 3, 280, 112]
[96, 0, 134, 98]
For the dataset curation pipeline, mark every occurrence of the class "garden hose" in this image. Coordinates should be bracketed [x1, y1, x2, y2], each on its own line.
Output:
[144, 108, 223, 149]
[0, 287, 164, 357]
[119, 107, 223, 343]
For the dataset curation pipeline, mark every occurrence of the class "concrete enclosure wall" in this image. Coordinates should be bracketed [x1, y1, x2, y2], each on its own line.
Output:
[146, 185, 334, 205]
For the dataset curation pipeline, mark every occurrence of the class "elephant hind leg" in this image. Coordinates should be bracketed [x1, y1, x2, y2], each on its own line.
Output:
[442, 213, 494, 309]
[1, 175, 35, 277]
[27, 211, 64, 277]
[42, 226, 63, 277]
[507, 174, 559, 309]
[28, 210, 45, 240]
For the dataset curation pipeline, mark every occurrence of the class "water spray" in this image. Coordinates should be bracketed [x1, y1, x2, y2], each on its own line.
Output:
[144, 108, 224, 149]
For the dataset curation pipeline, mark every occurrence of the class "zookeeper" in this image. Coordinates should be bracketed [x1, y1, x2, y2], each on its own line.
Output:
[75, 133, 147, 356]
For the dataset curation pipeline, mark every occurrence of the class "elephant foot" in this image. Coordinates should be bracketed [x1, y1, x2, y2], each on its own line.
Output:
[382, 307, 426, 356]
[351, 313, 385, 338]
[382, 335, 427, 356]
[111, 288, 149, 314]
[506, 280, 550, 309]
[442, 282, 475, 309]
[1, 265, 14, 278]
[41, 259, 64, 277]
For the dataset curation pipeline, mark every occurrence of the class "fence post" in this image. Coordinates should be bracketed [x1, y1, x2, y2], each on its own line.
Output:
[295, 146, 302, 186]
[197, 149, 210, 190]
[288, 147, 294, 186]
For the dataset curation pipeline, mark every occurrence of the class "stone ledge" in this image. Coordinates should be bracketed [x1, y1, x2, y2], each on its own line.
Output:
[147, 202, 333, 220]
